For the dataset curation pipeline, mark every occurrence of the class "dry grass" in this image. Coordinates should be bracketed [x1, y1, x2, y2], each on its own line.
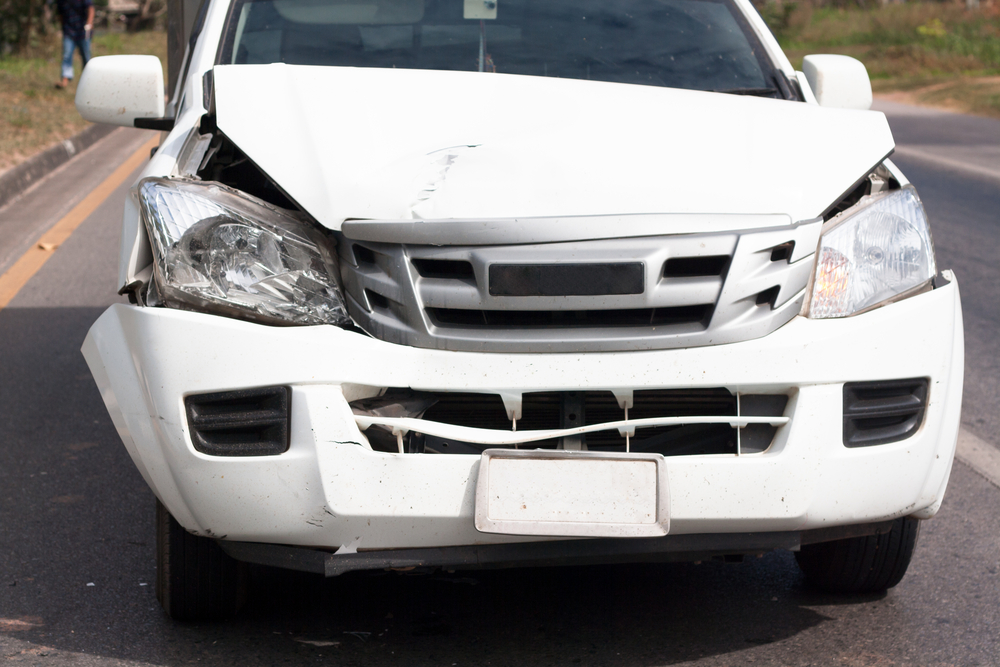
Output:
[0, 30, 166, 174]
[776, 1, 1000, 117]
[3, 5, 999, 171]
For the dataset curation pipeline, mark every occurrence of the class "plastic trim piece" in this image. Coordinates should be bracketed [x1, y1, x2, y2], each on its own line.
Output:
[217, 520, 896, 577]
[341, 213, 794, 246]
[134, 117, 176, 131]
[337, 221, 823, 353]
[843, 378, 928, 447]
[185, 386, 291, 456]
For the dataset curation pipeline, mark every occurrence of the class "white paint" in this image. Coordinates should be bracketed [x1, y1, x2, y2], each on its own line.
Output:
[81, 276, 962, 549]
[802, 55, 873, 110]
[75, 55, 165, 127]
[795, 71, 818, 105]
[212, 64, 894, 229]
[488, 459, 656, 524]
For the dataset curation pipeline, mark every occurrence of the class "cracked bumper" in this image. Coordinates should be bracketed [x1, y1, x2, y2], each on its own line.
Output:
[82, 275, 963, 551]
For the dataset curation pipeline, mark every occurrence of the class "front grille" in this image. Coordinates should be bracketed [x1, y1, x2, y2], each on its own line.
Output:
[185, 387, 291, 456]
[336, 218, 821, 352]
[355, 389, 788, 456]
[843, 378, 928, 447]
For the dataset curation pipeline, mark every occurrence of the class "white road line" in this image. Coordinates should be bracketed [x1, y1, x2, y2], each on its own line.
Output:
[956, 429, 1000, 489]
[892, 145, 1000, 184]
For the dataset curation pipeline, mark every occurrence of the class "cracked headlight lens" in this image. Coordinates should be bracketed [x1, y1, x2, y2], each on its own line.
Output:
[809, 186, 936, 318]
[138, 178, 350, 326]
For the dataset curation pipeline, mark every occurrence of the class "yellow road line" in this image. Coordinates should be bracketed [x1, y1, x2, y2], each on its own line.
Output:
[0, 135, 159, 311]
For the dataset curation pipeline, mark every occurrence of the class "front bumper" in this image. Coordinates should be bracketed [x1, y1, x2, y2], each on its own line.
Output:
[83, 274, 963, 553]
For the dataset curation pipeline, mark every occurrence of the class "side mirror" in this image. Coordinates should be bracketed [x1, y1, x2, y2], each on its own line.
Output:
[75, 55, 165, 127]
[801, 55, 873, 110]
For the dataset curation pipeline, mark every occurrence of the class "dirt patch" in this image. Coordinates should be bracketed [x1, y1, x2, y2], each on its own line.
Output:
[0, 617, 43, 632]
[876, 76, 1000, 119]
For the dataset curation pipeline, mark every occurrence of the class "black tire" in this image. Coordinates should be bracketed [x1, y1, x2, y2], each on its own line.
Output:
[156, 500, 247, 620]
[795, 517, 920, 594]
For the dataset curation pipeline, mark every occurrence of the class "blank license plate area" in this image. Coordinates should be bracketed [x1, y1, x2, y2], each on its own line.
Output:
[477, 453, 667, 537]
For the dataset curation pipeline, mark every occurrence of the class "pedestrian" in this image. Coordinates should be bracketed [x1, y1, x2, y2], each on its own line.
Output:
[55, 0, 95, 89]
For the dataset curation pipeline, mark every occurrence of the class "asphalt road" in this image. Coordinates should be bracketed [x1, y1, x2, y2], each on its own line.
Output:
[1, 103, 998, 667]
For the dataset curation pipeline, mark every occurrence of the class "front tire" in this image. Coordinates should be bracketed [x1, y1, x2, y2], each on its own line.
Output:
[796, 517, 920, 594]
[156, 500, 247, 620]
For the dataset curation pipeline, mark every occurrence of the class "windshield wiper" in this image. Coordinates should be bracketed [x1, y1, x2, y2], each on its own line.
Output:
[712, 87, 781, 97]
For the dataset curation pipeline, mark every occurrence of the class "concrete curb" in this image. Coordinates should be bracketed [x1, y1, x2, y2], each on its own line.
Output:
[0, 124, 117, 211]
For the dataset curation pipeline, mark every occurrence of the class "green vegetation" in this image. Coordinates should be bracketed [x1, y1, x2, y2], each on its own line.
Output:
[768, 1, 1000, 117]
[0, 30, 166, 173]
[3, 3, 999, 173]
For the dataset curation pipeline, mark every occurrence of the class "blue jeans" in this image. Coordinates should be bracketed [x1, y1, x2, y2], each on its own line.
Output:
[61, 33, 91, 81]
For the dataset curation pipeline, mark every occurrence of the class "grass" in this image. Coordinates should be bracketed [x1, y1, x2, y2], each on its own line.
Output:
[773, 1, 1000, 118]
[0, 29, 166, 174]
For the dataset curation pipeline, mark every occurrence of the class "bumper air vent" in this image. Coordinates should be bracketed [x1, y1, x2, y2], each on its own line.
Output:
[843, 378, 928, 447]
[185, 387, 291, 456]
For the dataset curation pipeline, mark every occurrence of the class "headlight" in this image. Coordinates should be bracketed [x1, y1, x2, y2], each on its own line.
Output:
[808, 186, 936, 318]
[137, 178, 350, 326]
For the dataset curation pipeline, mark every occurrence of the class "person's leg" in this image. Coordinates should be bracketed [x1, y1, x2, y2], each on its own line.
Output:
[59, 33, 75, 86]
[79, 35, 91, 69]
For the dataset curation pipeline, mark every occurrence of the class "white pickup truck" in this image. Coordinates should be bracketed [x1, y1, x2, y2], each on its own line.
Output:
[76, 0, 963, 620]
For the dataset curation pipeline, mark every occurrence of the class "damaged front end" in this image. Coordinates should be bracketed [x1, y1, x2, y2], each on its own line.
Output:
[70, 0, 968, 623]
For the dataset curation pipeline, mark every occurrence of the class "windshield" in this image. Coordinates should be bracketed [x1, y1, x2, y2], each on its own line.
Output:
[218, 0, 782, 94]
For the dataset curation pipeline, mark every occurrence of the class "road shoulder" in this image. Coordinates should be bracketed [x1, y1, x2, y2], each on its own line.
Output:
[0, 128, 157, 278]
[0, 124, 118, 211]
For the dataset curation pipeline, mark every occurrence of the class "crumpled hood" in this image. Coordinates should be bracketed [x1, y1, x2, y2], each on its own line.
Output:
[214, 64, 894, 228]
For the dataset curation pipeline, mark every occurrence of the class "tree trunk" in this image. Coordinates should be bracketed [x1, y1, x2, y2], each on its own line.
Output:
[16, 0, 35, 53]
[128, 0, 166, 32]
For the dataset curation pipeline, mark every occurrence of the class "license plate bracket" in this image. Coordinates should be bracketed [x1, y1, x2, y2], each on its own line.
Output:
[474, 449, 669, 538]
